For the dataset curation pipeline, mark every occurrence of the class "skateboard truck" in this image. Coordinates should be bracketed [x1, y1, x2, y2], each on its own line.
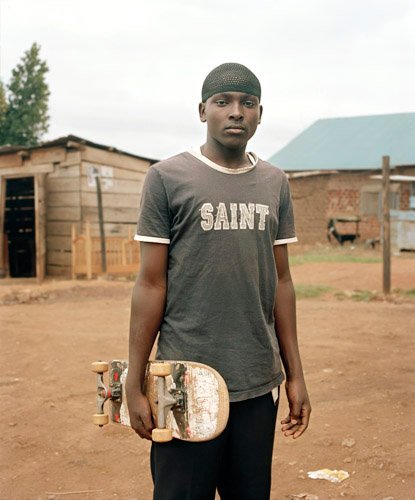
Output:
[91, 361, 111, 426]
[149, 362, 176, 442]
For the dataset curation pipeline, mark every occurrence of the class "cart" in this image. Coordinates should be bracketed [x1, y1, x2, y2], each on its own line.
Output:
[327, 216, 361, 245]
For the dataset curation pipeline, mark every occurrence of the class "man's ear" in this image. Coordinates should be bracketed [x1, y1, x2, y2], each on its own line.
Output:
[199, 102, 206, 123]
[258, 104, 263, 125]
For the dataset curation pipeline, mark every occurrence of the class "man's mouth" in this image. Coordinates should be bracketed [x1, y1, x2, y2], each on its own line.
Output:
[225, 125, 245, 133]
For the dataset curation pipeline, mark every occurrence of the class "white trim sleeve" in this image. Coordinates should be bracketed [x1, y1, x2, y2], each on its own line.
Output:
[273, 236, 298, 246]
[134, 234, 170, 244]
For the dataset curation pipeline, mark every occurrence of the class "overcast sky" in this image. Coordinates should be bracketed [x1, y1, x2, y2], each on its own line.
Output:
[1, 0, 414, 161]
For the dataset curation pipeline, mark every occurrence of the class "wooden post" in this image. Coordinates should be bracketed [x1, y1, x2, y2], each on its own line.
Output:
[35, 174, 46, 283]
[86, 221, 92, 280]
[121, 240, 127, 266]
[382, 156, 391, 295]
[71, 224, 76, 279]
[95, 175, 107, 274]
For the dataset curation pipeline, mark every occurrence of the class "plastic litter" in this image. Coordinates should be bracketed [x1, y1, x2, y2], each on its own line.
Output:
[307, 469, 350, 483]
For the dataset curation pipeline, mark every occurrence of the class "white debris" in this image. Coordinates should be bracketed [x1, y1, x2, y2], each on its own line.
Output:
[288, 494, 319, 500]
[342, 437, 356, 447]
[307, 469, 350, 483]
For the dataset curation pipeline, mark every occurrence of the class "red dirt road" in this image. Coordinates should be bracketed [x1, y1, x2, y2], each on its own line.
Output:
[1, 253, 414, 499]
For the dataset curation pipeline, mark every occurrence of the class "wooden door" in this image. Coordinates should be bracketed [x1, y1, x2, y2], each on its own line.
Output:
[0, 177, 6, 276]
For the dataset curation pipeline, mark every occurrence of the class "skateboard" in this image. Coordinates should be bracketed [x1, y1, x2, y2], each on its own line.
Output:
[92, 360, 229, 442]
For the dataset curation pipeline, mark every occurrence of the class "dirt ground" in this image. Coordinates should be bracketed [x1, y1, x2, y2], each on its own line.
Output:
[1, 248, 414, 500]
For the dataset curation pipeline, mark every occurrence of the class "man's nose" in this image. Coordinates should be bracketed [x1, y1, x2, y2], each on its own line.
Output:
[228, 103, 243, 120]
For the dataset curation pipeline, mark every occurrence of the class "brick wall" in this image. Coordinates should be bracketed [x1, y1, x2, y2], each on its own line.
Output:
[327, 172, 380, 239]
[289, 175, 330, 244]
[288, 165, 415, 244]
[396, 165, 415, 210]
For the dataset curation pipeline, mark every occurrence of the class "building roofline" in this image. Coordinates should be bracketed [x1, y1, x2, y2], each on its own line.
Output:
[313, 111, 415, 123]
[269, 112, 415, 171]
[285, 164, 414, 177]
[0, 135, 158, 164]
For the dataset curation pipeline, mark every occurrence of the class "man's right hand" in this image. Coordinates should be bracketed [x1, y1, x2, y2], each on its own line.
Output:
[126, 243, 168, 440]
[126, 387, 154, 440]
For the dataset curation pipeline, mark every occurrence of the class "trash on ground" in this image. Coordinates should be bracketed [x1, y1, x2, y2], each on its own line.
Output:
[342, 437, 356, 447]
[307, 468, 350, 483]
[288, 493, 319, 500]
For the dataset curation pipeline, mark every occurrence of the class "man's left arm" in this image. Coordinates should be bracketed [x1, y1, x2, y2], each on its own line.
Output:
[274, 244, 311, 439]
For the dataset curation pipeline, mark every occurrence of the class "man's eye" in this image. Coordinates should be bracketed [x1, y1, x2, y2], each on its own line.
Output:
[244, 101, 255, 107]
[216, 99, 227, 105]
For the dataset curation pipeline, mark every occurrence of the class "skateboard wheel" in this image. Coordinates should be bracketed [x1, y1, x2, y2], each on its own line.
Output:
[93, 413, 109, 426]
[150, 362, 172, 377]
[152, 428, 173, 442]
[91, 361, 109, 373]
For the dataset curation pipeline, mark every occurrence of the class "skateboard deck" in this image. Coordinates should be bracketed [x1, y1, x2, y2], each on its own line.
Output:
[92, 360, 229, 442]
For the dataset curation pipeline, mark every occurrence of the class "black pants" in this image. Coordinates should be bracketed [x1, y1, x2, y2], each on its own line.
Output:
[151, 392, 279, 500]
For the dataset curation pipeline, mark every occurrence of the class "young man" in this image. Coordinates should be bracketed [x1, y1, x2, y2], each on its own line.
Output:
[126, 62, 311, 500]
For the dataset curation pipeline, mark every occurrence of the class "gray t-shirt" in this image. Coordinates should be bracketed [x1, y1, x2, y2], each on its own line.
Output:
[135, 149, 297, 402]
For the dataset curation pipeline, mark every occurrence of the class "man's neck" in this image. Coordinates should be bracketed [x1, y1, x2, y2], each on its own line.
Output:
[200, 142, 252, 170]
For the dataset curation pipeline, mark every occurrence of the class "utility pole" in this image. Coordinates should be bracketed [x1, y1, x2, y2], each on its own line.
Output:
[382, 155, 391, 295]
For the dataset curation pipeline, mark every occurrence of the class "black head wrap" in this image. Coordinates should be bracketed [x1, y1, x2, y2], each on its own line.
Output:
[201, 62, 261, 103]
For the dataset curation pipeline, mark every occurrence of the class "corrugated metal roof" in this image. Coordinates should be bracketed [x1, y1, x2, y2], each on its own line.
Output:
[268, 113, 415, 171]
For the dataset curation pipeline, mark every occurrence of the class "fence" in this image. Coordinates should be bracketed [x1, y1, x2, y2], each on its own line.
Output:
[71, 222, 139, 279]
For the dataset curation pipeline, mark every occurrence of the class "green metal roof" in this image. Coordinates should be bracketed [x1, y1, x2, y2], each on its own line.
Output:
[268, 113, 415, 171]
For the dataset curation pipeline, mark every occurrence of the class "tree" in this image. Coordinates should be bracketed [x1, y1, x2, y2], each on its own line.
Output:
[0, 81, 7, 136]
[0, 43, 50, 147]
